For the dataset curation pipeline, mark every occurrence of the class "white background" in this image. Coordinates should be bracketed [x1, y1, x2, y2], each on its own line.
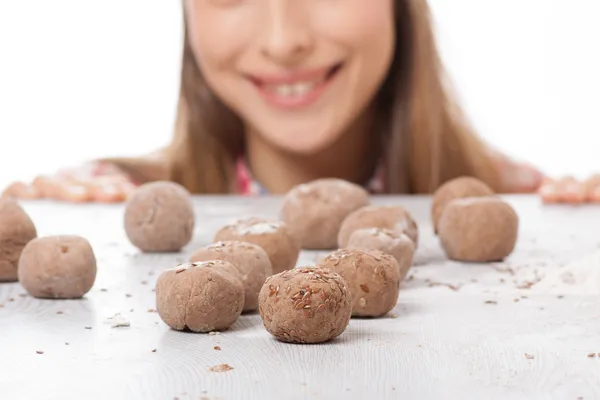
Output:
[0, 0, 599, 190]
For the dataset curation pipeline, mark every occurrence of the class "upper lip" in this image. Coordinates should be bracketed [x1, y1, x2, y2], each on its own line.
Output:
[246, 63, 341, 85]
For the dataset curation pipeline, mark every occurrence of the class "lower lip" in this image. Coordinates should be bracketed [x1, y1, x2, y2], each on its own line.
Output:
[252, 68, 340, 110]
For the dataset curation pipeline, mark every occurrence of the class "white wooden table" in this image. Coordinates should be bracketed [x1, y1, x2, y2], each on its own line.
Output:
[1, 195, 599, 400]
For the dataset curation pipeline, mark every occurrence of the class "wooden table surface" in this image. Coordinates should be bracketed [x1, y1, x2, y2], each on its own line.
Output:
[1, 195, 599, 400]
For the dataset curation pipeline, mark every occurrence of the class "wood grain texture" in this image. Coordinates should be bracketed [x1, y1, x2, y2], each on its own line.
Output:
[1, 195, 600, 400]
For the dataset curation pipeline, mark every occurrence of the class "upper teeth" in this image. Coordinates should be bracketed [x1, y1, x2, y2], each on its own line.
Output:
[271, 82, 316, 97]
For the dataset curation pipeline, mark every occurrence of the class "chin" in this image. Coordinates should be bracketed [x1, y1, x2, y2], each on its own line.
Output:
[262, 126, 343, 157]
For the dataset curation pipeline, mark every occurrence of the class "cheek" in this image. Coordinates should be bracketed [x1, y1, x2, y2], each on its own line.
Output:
[185, 5, 250, 73]
[315, 0, 395, 54]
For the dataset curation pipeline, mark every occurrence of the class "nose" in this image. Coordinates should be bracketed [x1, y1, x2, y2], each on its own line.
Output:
[259, 1, 314, 65]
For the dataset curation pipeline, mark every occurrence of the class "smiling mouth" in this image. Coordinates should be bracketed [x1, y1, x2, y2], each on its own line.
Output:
[247, 63, 343, 108]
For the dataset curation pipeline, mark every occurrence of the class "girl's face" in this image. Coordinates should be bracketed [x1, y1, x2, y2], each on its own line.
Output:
[185, 0, 395, 155]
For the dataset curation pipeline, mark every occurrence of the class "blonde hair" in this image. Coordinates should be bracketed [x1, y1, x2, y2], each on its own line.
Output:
[164, 0, 503, 194]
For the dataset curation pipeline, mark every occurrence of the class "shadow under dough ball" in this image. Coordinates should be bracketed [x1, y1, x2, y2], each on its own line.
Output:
[190, 241, 273, 312]
[319, 249, 400, 318]
[438, 197, 519, 262]
[214, 217, 299, 274]
[18, 235, 97, 299]
[337, 205, 419, 249]
[124, 181, 194, 253]
[280, 178, 370, 249]
[0, 199, 37, 282]
[346, 228, 414, 281]
[155, 261, 244, 333]
[258, 266, 352, 344]
[431, 176, 494, 234]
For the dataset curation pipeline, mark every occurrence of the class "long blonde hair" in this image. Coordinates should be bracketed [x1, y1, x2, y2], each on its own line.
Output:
[166, 0, 502, 194]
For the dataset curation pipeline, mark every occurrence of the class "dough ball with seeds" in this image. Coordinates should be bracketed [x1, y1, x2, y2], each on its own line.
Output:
[155, 261, 244, 333]
[280, 178, 369, 249]
[190, 241, 272, 312]
[18, 235, 96, 299]
[0, 199, 37, 281]
[438, 197, 518, 262]
[258, 266, 352, 344]
[214, 217, 299, 274]
[124, 181, 194, 253]
[432, 176, 494, 234]
[319, 249, 400, 317]
[337, 205, 419, 249]
[347, 228, 414, 280]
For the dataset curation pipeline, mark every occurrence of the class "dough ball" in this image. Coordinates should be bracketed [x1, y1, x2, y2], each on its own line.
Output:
[346, 228, 414, 280]
[438, 197, 518, 262]
[214, 217, 299, 274]
[155, 260, 244, 333]
[280, 178, 369, 249]
[432, 176, 494, 234]
[319, 249, 400, 317]
[18, 235, 97, 299]
[124, 181, 194, 252]
[0, 199, 37, 282]
[190, 241, 272, 312]
[258, 266, 352, 344]
[337, 205, 419, 249]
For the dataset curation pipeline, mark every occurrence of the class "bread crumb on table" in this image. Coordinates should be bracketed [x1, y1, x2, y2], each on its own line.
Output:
[209, 364, 233, 373]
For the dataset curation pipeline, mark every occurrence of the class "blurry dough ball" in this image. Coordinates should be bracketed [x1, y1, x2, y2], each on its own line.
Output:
[432, 176, 494, 234]
[280, 178, 369, 249]
[190, 241, 272, 312]
[155, 260, 244, 333]
[346, 228, 414, 280]
[319, 249, 400, 317]
[438, 197, 518, 262]
[258, 266, 352, 344]
[338, 205, 418, 248]
[124, 181, 194, 252]
[18, 235, 97, 299]
[214, 217, 299, 274]
[0, 199, 37, 282]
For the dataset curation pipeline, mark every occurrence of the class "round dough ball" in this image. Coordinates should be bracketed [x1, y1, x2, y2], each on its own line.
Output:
[432, 176, 494, 234]
[319, 249, 400, 317]
[190, 241, 272, 312]
[124, 181, 194, 253]
[280, 178, 369, 249]
[337, 205, 419, 249]
[258, 266, 352, 344]
[347, 228, 414, 280]
[214, 217, 299, 274]
[438, 197, 518, 262]
[18, 235, 96, 299]
[155, 260, 244, 333]
[0, 199, 37, 282]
